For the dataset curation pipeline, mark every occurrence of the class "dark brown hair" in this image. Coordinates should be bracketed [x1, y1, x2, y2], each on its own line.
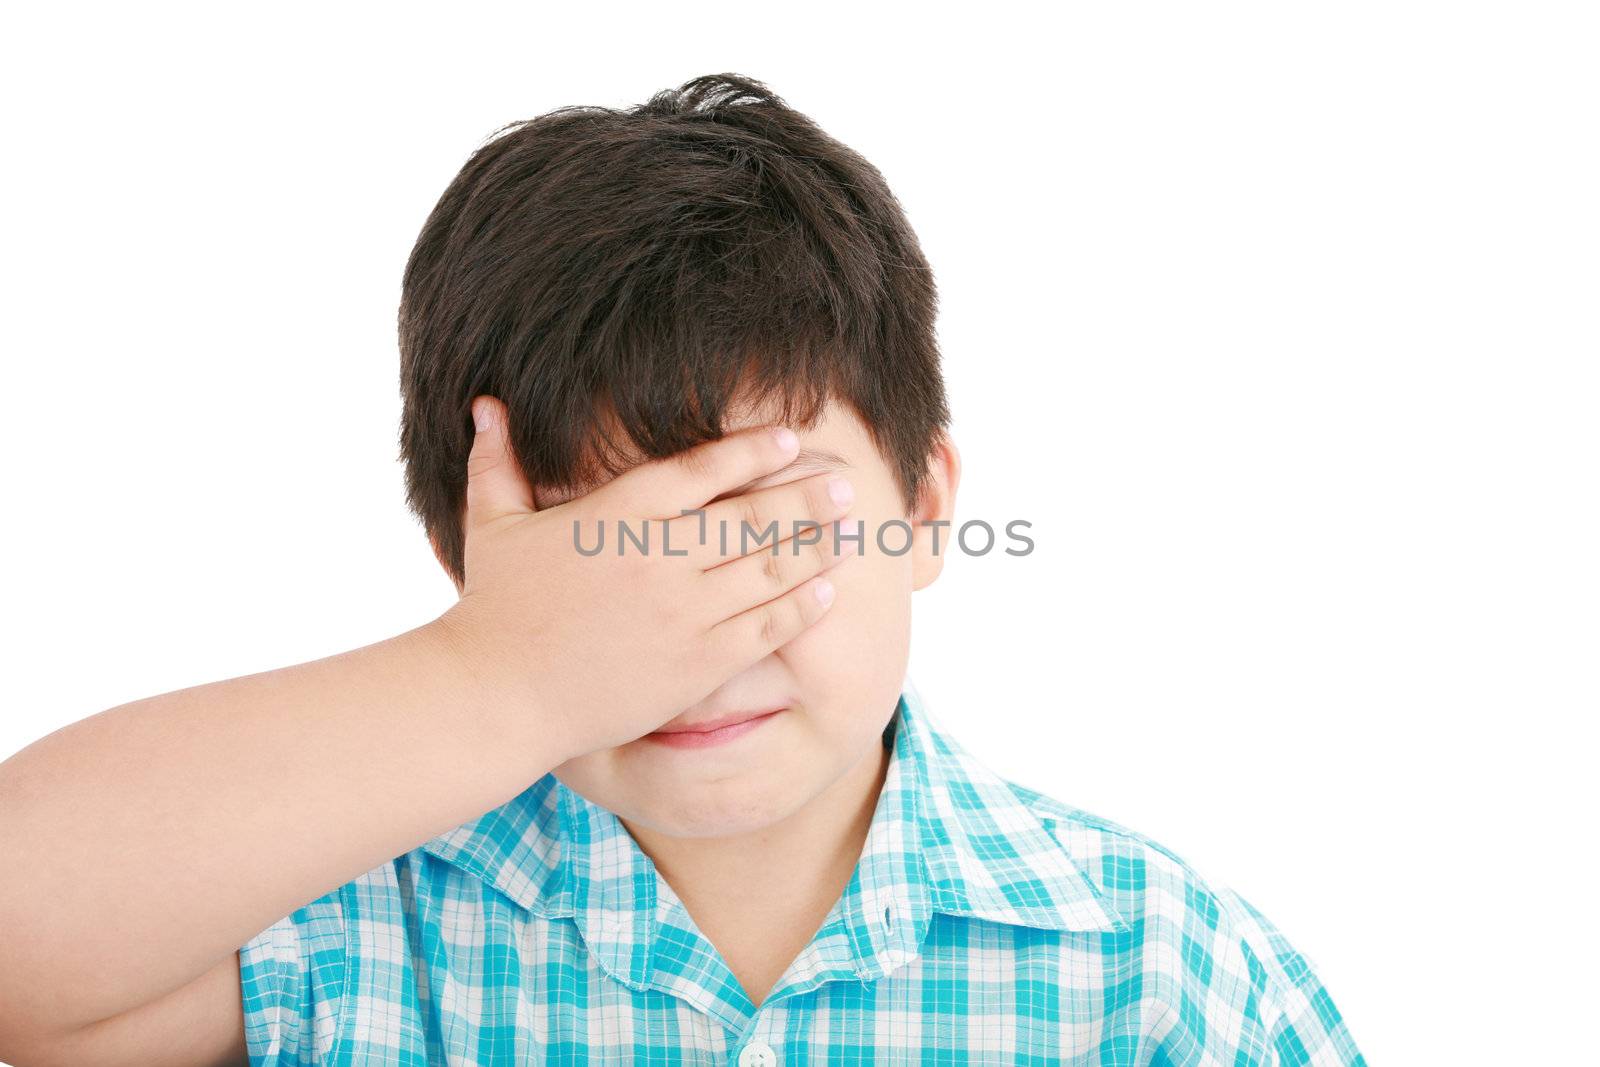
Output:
[398, 73, 948, 586]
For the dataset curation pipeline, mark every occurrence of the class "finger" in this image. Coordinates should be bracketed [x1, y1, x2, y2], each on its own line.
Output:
[602, 424, 801, 518]
[668, 470, 855, 569]
[463, 395, 534, 529]
[706, 574, 837, 670]
[702, 520, 859, 621]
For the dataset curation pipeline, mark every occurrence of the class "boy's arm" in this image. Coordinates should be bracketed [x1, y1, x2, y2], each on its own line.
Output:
[0, 398, 855, 1058]
[0, 614, 533, 1056]
[0, 953, 248, 1067]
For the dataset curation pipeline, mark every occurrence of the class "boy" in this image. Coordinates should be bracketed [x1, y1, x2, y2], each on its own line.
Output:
[0, 74, 1365, 1065]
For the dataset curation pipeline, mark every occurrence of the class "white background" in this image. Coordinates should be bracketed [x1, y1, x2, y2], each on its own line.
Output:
[3, 4, 1595, 1063]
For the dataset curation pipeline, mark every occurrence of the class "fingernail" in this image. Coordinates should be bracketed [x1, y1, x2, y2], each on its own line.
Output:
[773, 427, 799, 453]
[814, 579, 836, 607]
[835, 533, 860, 557]
[827, 476, 854, 508]
[472, 399, 494, 433]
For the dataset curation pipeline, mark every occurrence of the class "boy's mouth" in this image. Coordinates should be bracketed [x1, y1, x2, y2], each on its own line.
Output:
[645, 708, 788, 749]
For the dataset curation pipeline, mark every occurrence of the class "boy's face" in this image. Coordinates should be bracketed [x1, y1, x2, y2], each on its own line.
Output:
[462, 396, 958, 840]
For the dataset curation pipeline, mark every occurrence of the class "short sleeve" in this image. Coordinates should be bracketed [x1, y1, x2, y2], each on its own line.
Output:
[1215, 887, 1367, 1066]
[237, 889, 349, 1066]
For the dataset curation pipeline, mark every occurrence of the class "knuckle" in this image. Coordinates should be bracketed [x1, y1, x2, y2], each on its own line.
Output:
[760, 548, 784, 587]
[793, 584, 818, 626]
[738, 498, 764, 541]
[466, 450, 500, 482]
[787, 592, 811, 632]
[758, 603, 786, 648]
[807, 479, 835, 520]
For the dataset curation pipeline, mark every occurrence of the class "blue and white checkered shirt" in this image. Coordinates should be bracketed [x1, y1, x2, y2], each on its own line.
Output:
[239, 685, 1365, 1065]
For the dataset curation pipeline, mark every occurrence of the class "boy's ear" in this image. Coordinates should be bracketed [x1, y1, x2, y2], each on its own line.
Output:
[910, 434, 962, 591]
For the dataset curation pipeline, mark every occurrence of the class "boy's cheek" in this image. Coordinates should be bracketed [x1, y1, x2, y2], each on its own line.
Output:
[780, 548, 914, 692]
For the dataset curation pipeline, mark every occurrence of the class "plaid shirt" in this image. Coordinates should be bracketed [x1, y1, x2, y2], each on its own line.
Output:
[240, 685, 1365, 1065]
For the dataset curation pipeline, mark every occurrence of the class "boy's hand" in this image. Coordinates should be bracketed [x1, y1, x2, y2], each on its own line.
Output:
[429, 395, 857, 763]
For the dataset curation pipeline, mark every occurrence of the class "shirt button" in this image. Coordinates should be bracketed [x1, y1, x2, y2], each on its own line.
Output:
[881, 901, 896, 932]
[738, 1041, 778, 1067]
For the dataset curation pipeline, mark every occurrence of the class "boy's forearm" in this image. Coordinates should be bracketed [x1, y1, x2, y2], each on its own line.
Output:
[0, 616, 563, 1039]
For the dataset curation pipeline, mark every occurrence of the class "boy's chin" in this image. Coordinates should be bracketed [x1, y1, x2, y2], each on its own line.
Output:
[611, 780, 812, 840]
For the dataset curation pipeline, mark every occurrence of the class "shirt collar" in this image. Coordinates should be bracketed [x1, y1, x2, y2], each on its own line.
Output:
[420, 682, 1127, 997]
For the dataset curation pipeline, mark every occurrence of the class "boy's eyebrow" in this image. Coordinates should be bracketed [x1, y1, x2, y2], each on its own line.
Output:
[713, 446, 851, 501]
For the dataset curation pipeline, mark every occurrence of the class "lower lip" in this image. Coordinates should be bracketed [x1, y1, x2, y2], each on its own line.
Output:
[644, 709, 786, 749]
